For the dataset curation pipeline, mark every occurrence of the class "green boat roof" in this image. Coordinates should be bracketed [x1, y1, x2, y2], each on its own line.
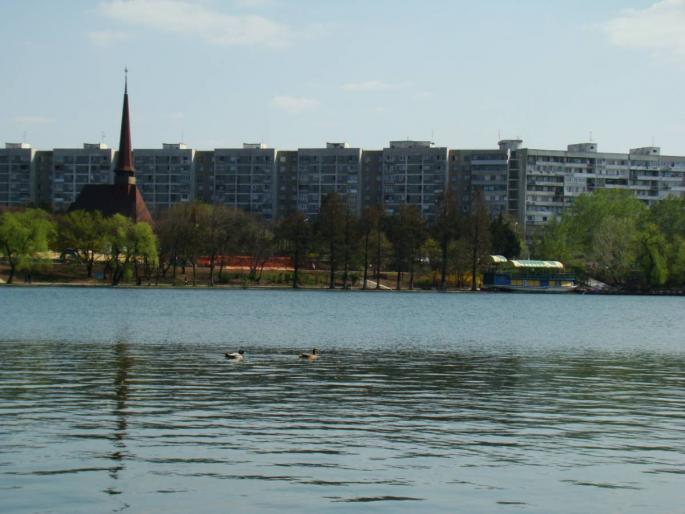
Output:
[489, 255, 565, 269]
[510, 259, 564, 269]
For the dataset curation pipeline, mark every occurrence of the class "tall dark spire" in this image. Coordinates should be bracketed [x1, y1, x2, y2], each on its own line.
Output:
[114, 67, 135, 185]
[68, 67, 152, 225]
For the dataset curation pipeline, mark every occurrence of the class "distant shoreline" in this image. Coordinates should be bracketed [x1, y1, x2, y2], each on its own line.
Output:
[2, 281, 684, 296]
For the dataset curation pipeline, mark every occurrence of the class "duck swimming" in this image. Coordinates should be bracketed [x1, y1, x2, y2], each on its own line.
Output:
[225, 349, 245, 361]
[299, 348, 319, 361]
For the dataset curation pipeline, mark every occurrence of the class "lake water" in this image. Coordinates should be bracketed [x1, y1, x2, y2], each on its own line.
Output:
[1, 287, 684, 513]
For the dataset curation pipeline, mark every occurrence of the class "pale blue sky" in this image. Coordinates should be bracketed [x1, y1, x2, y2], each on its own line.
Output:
[1, 0, 684, 154]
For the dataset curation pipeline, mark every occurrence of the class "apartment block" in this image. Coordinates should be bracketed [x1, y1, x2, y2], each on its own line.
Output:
[52, 144, 114, 211]
[296, 143, 362, 217]
[449, 141, 515, 216]
[0, 143, 35, 207]
[509, 143, 685, 236]
[276, 150, 298, 219]
[193, 150, 214, 204]
[212, 144, 276, 220]
[361, 150, 383, 212]
[34, 151, 53, 208]
[134, 143, 194, 213]
[382, 141, 448, 221]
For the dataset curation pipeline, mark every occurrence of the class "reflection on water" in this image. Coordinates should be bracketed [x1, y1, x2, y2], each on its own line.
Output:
[107, 341, 131, 490]
[1, 339, 684, 513]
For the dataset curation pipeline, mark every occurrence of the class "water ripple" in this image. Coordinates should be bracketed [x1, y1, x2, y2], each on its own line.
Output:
[1, 289, 685, 513]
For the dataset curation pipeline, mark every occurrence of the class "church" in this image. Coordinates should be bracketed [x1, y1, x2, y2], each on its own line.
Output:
[69, 72, 152, 224]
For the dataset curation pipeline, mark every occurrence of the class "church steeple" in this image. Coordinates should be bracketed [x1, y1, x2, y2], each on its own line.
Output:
[114, 67, 136, 185]
[68, 68, 152, 225]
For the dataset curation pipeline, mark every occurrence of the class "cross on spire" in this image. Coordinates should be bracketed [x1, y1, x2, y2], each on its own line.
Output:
[124, 66, 128, 94]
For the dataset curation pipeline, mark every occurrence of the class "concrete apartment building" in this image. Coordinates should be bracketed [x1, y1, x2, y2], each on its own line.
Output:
[508, 142, 685, 237]
[361, 150, 383, 212]
[296, 143, 362, 218]
[448, 141, 517, 216]
[381, 141, 448, 221]
[0, 143, 35, 207]
[193, 150, 214, 204]
[34, 150, 53, 208]
[133, 143, 194, 213]
[275, 150, 298, 219]
[51, 143, 114, 211]
[211, 144, 277, 220]
[7, 138, 685, 234]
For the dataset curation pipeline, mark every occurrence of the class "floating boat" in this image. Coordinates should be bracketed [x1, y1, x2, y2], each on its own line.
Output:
[482, 255, 577, 293]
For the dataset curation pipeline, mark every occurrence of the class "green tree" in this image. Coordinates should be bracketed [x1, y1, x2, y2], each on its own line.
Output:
[129, 221, 159, 285]
[276, 211, 312, 288]
[155, 204, 188, 280]
[385, 205, 428, 290]
[490, 213, 522, 259]
[56, 210, 108, 278]
[638, 223, 669, 288]
[648, 196, 685, 240]
[359, 207, 382, 289]
[317, 193, 346, 289]
[105, 215, 158, 286]
[154, 202, 208, 284]
[201, 205, 244, 286]
[448, 238, 472, 289]
[105, 214, 131, 286]
[534, 189, 649, 286]
[0, 209, 55, 284]
[340, 205, 359, 289]
[431, 192, 460, 290]
[667, 236, 685, 286]
[422, 237, 442, 288]
[463, 192, 491, 290]
[242, 216, 275, 282]
[182, 203, 212, 286]
[647, 196, 685, 287]
[590, 215, 640, 286]
[537, 189, 646, 265]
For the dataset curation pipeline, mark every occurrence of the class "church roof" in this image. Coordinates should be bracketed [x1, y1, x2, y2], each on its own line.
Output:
[69, 184, 153, 224]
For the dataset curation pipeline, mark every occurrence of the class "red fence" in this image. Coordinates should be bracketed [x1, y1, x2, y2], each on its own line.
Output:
[197, 256, 293, 269]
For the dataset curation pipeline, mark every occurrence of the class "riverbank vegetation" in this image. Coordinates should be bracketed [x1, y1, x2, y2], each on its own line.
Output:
[2, 190, 685, 292]
[533, 190, 685, 291]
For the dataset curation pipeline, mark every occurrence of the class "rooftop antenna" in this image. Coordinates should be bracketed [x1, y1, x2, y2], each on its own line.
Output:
[22, 131, 27, 143]
[651, 135, 655, 146]
[181, 128, 184, 144]
[101, 131, 106, 144]
[589, 130, 593, 143]
[498, 128, 501, 141]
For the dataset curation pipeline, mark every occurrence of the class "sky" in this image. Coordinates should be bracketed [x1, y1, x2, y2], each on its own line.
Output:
[1, 0, 684, 154]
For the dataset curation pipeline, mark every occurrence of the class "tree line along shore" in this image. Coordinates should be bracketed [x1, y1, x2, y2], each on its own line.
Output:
[2, 190, 685, 293]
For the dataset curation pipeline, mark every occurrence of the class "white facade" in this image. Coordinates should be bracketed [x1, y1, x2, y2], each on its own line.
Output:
[509, 143, 685, 235]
